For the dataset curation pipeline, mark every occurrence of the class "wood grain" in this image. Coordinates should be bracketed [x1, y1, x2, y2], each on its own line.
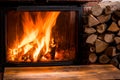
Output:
[4, 65, 120, 80]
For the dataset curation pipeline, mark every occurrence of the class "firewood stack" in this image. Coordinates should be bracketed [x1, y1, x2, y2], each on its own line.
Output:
[83, 1, 120, 68]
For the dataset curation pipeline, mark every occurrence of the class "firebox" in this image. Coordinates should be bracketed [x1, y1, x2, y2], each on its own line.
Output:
[0, 1, 86, 67]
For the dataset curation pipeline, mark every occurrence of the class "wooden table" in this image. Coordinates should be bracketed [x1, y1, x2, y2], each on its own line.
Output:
[3, 64, 120, 80]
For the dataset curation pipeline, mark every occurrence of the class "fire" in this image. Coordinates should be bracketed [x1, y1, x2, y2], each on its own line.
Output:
[8, 11, 60, 62]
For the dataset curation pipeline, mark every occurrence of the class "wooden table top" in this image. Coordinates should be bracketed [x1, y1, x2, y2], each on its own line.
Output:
[3, 64, 120, 80]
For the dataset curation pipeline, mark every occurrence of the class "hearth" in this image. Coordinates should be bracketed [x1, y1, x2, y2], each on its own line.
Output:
[0, 0, 90, 68]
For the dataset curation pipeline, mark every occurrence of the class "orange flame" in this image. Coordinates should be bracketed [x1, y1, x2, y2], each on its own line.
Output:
[8, 11, 60, 62]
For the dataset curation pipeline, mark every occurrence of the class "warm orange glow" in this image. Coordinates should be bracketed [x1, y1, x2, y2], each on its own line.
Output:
[8, 11, 60, 62]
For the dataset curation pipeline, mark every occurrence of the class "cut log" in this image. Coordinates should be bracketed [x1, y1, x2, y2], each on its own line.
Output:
[114, 37, 120, 44]
[111, 56, 119, 67]
[114, 10, 120, 18]
[91, 1, 120, 16]
[97, 24, 107, 34]
[88, 14, 100, 27]
[104, 33, 114, 43]
[112, 11, 120, 22]
[118, 20, 120, 26]
[86, 34, 97, 45]
[97, 34, 104, 41]
[84, 27, 96, 34]
[107, 22, 119, 32]
[112, 10, 120, 21]
[91, 4, 103, 16]
[99, 54, 110, 64]
[90, 46, 95, 52]
[105, 47, 117, 57]
[85, 2, 120, 65]
[112, 15, 120, 22]
[89, 53, 97, 63]
[112, 47, 117, 57]
[99, 1, 120, 13]
[117, 44, 120, 51]
[117, 31, 120, 36]
[97, 14, 111, 23]
[117, 54, 120, 63]
[95, 39, 108, 53]
[104, 6, 112, 15]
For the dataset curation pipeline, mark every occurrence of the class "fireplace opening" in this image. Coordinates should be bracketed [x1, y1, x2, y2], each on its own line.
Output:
[6, 11, 77, 63]
[1, 5, 84, 66]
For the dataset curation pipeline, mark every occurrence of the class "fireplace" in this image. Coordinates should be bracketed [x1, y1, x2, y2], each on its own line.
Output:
[0, 1, 88, 68]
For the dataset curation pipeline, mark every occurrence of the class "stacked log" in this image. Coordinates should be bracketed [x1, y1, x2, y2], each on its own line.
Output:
[84, 1, 120, 67]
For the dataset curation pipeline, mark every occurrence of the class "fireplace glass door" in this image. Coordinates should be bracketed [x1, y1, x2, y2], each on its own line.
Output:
[6, 10, 78, 64]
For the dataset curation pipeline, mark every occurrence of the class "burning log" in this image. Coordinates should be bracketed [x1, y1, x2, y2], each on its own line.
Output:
[55, 49, 65, 61]
[22, 47, 37, 62]
[22, 42, 38, 62]
[22, 54, 31, 62]
[41, 52, 52, 61]
[15, 49, 24, 62]
[8, 40, 39, 62]
[50, 46, 56, 60]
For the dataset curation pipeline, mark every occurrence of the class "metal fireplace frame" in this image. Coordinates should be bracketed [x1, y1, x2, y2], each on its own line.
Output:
[0, 1, 87, 69]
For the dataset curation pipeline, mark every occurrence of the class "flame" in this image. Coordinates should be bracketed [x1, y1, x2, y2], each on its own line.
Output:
[8, 11, 60, 62]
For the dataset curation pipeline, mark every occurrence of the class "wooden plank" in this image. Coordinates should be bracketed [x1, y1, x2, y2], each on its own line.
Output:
[4, 65, 120, 80]
[49, 0, 99, 2]
[0, 0, 99, 2]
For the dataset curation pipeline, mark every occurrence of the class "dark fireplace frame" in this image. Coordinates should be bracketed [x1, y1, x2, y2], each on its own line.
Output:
[0, 1, 87, 70]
